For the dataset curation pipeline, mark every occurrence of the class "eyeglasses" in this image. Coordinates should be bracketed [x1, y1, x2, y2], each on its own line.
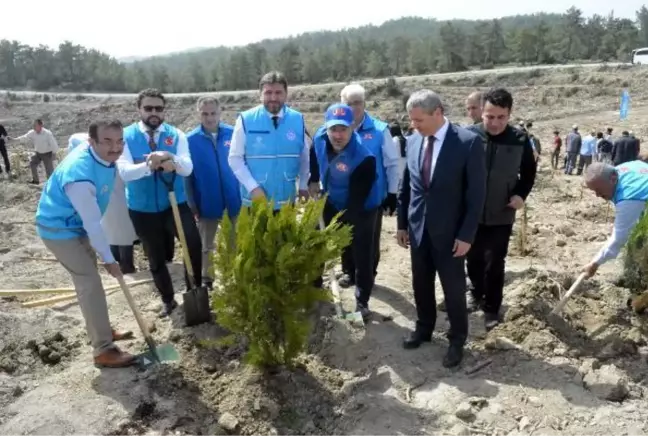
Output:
[143, 105, 165, 112]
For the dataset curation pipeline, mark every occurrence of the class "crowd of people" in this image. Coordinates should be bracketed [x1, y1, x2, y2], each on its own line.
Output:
[2, 70, 646, 371]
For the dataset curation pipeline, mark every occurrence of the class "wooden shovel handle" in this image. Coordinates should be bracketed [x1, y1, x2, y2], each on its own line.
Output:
[552, 272, 588, 314]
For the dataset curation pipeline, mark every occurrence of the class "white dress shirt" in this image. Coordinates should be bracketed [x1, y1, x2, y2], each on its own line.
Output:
[68, 132, 89, 153]
[357, 115, 400, 194]
[593, 199, 646, 265]
[117, 121, 192, 182]
[64, 147, 116, 264]
[14, 128, 59, 154]
[228, 106, 310, 192]
[418, 118, 450, 182]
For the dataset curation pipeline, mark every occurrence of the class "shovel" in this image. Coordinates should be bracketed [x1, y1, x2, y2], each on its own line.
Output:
[116, 275, 179, 368]
[158, 170, 211, 327]
[551, 272, 587, 315]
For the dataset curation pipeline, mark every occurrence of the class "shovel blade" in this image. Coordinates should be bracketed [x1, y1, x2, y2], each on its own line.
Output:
[136, 343, 180, 369]
[183, 286, 212, 327]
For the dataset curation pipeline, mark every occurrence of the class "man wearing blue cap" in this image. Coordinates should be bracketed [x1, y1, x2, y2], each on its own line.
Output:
[310, 103, 383, 320]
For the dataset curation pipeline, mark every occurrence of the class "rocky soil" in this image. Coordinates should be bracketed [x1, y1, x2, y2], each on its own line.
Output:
[1, 64, 648, 435]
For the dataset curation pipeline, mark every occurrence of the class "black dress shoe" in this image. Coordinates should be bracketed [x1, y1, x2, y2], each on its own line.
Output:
[403, 330, 432, 349]
[159, 299, 178, 318]
[443, 344, 464, 368]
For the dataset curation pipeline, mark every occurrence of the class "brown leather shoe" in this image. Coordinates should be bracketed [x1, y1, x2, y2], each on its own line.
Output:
[94, 347, 137, 368]
[111, 328, 134, 341]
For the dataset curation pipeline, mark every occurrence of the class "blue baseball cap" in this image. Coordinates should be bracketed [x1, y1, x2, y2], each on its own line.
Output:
[325, 103, 354, 129]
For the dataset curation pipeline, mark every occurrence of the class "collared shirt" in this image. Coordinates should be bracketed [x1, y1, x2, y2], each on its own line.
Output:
[14, 128, 59, 154]
[64, 146, 115, 264]
[117, 121, 192, 182]
[593, 200, 646, 265]
[581, 135, 597, 156]
[418, 117, 450, 183]
[356, 115, 400, 194]
[228, 107, 310, 192]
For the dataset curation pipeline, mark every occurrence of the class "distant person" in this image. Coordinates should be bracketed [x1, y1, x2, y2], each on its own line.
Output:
[564, 125, 581, 175]
[35, 119, 136, 368]
[339, 83, 400, 286]
[612, 130, 640, 166]
[605, 127, 613, 141]
[185, 96, 241, 290]
[525, 121, 541, 161]
[596, 131, 613, 163]
[465, 91, 483, 124]
[7, 119, 59, 184]
[0, 123, 9, 176]
[551, 130, 562, 169]
[577, 130, 597, 175]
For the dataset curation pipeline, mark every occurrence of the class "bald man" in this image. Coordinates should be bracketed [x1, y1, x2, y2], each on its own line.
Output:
[465, 92, 483, 125]
[581, 161, 648, 278]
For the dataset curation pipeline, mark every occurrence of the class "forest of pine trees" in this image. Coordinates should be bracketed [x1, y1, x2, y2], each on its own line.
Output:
[1, 6, 647, 93]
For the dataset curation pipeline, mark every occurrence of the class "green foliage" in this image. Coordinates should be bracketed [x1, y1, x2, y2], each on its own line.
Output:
[623, 205, 648, 291]
[212, 197, 352, 368]
[1, 7, 647, 93]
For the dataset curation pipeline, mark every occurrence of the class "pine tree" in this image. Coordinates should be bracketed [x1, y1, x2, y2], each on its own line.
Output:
[212, 197, 352, 368]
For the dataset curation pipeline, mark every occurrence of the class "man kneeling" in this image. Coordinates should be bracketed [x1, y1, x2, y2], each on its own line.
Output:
[35, 120, 136, 368]
[311, 104, 382, 320]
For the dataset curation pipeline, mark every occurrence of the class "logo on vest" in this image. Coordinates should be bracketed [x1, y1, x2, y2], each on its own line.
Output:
[363, 133, 373, 140]
[256, 136, 263, 144]
[164, 137, 173, 146]
[335, 162, 348, 172]
[100, 185, 109, 194]
[286, 130, 296, 141]
[224, 140, 231, 147]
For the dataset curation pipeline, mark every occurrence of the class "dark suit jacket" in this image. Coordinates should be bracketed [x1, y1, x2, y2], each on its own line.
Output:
[397, 122, 486, 250]
[612, 135, 640, 165]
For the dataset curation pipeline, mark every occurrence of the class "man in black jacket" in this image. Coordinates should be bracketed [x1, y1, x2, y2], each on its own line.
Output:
[611, 131, 640, 165]
[0, 124, 9, 176]
[466, 88, 537, 331]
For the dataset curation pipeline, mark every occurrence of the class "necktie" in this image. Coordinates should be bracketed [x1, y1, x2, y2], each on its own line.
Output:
[271, 116, 279, 129]
[421, 135, 435, 189]
[147, 130, 157, 151]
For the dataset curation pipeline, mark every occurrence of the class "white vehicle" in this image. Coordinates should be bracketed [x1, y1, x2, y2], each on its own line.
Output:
[632, 47, 648, 65]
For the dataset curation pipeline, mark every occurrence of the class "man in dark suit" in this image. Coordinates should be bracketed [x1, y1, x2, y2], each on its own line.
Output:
[612, 131, 640, 166]
[397, 89, 486, 368]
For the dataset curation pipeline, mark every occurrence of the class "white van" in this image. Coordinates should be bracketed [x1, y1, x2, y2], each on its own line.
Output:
[632, 48, 648, 64]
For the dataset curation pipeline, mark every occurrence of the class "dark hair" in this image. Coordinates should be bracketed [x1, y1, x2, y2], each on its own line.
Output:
[89, 119, 123, 141]
[483, 88, 513, 111]
[389, 122, 403, 138]
[34, 119, 43, 125]
[259, 71, 288, 91]
[553, 130, 559, 135]
[606, 127, 613, 133]
[137, 88, 166, 108]
[525, 121, 533, 128]
[596, 131, 603, 139]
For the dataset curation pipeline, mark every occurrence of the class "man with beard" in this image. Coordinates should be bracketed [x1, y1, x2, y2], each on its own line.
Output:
[337, 83, 400, 287]
[466, 88, 537, 331]
[36, 120, 135, 368]
[228, 71, 310, 210]
[117, 88, 202, 318]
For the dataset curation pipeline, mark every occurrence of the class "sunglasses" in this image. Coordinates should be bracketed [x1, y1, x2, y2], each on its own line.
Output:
[143, 105, 165, 112]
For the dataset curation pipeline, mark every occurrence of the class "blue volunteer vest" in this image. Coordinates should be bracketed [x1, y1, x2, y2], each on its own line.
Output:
[314, 127, 382, 211]
[239, 105, 304, 210]
[187, 123, 241, 219]
[123, 123, 187, 212]
[357, 112, 388, 201]
[613, 160, 648, 204]
[35, 146, 116, 240]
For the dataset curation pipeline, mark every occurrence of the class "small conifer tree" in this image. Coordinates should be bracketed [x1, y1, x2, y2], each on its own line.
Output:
[212, 197, 352, 368]
[622, 205, 648, 291]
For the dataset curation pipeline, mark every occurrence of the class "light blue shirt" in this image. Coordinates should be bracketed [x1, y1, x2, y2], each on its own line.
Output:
[580, 135, 597, 156]
[594, 200, 646, 265]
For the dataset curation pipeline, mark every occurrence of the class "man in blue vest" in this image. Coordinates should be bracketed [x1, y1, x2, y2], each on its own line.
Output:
[117, 88, 202, 318]
[228, 71, 310, 210]
[582, 161, 648, 278]
[311, 103, 382, 319]
[339, 83, 400, 287]
[36, 119, 136, 368]
[185, 96, 241, 289]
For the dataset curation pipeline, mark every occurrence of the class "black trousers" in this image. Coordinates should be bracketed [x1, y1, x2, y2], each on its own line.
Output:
[342, 211, 382, 279]
[466, 224, 513, 315]
[411, 229, 468, 346]
[324, 203, 378, 305]
[0, 142, 9, 173]
[110, 245, 135, 273]
[129, 203, 202, 304]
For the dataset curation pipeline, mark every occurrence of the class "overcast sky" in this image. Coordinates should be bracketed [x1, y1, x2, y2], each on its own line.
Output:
[1, 0, 644, 58]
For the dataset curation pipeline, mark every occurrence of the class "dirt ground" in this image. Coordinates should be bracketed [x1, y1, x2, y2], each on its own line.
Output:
[2, 64, 648, 435]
